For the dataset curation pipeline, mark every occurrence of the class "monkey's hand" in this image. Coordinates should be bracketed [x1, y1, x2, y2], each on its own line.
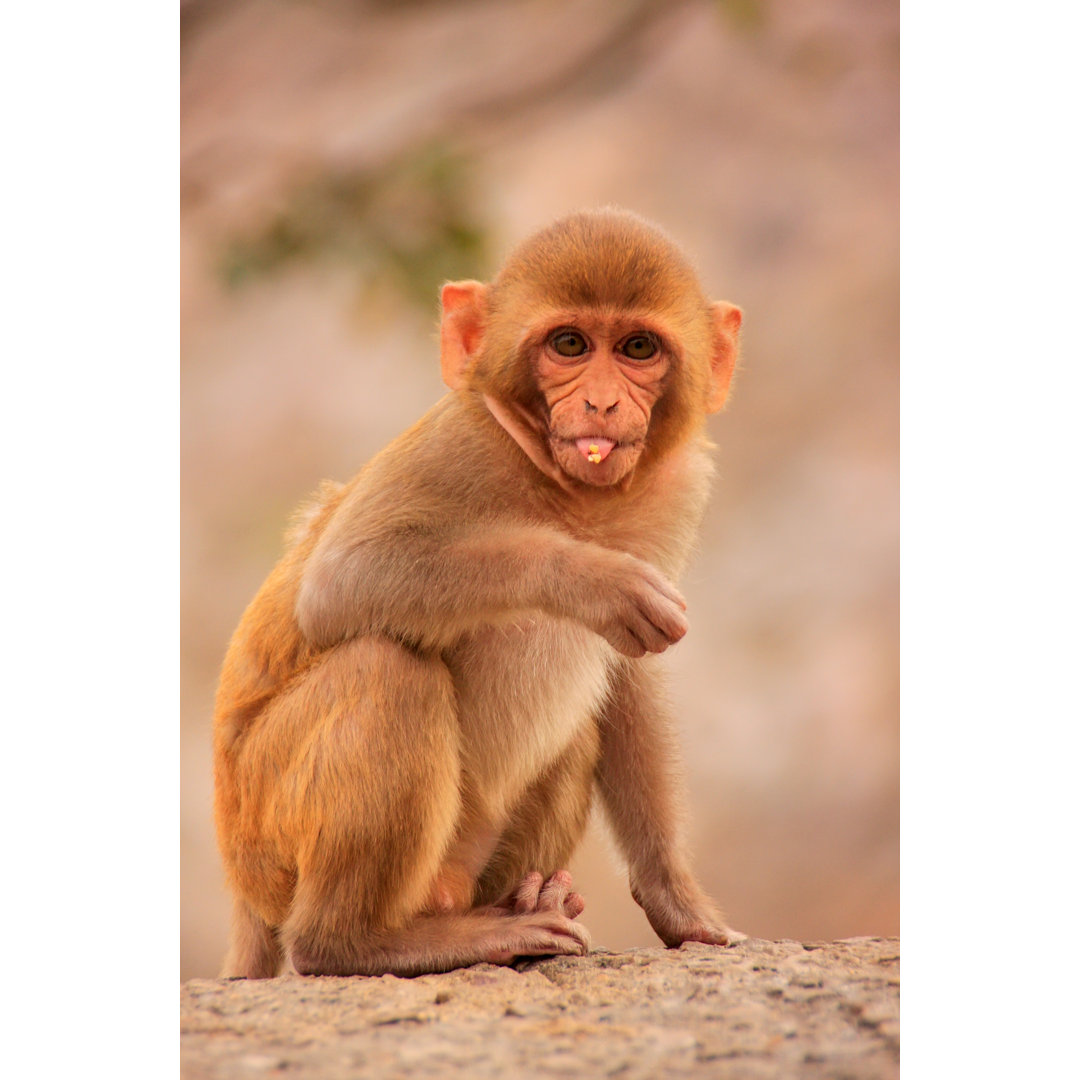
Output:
[631, 877, 746, 949]
[579, 554, 689, 658]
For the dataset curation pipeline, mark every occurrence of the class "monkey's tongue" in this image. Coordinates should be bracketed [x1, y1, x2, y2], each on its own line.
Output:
[575, 437, 616, 461]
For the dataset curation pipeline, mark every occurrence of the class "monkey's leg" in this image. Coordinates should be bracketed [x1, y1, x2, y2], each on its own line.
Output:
[421, 802, 502, 914]
[270, 637, 589, 977]
[288, 904, 589, 977]
[221, 896, 281, 979]
[474, 725, 600, 909]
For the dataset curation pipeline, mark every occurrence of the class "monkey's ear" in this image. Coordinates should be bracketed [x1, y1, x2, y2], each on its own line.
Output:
[705, 301, 742, 414]
[440, 281, 488, 390]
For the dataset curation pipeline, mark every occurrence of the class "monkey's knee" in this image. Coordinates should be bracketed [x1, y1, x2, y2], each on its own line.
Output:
[296, 634, 462, 838]
[315, 635, 461, 794]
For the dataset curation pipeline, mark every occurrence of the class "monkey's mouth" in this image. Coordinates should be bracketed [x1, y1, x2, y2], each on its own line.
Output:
[573, 437, 616, 463]
[550, 434, 644, 486]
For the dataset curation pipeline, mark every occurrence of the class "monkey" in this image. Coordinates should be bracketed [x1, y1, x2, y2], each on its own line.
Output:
[212, 207, 745, 978]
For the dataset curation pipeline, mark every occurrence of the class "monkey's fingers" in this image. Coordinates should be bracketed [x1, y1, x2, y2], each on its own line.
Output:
[617, 596, 687, 656]
[626, 616, 674, 655]
[682, 924, 747, 947]
[638, 890, 744, 949]
[602, 604, 684, 656]
[636, 591, 689, 646]
[640, 566, 688, 611]
[563, 892, 585, 920]
[604, 622, 649, 658]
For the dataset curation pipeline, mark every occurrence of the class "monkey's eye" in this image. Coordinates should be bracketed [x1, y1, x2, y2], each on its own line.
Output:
[550, 330, 588, 358]
[621, 334, 658, 361]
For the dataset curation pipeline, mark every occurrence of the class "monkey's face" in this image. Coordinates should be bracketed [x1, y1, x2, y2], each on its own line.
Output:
[532, 313, 672, 487]
[438, 210, 742, 492]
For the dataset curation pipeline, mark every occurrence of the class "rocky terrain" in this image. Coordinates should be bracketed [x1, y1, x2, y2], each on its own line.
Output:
[181, 936, 899, 1079]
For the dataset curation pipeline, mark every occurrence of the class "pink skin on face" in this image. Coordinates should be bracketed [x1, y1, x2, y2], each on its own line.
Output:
[534, 314, 670, 486]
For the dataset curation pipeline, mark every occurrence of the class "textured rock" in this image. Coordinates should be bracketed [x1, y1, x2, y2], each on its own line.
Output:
[181, 937, 898, 1078]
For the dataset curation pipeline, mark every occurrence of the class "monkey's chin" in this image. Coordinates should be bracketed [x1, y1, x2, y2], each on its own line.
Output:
[551, 441, 641, 487]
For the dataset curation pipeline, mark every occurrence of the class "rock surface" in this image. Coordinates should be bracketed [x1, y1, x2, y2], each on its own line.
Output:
[181, 936, 899, 1078]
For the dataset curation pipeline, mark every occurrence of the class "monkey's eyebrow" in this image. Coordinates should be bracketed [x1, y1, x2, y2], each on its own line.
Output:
[517, 325, 564, 353]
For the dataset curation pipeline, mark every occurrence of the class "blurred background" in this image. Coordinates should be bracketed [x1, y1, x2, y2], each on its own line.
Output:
[181, 0, 898, 980]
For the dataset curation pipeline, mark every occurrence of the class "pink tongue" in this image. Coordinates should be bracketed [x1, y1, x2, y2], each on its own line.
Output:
[576, 438, 616, 461]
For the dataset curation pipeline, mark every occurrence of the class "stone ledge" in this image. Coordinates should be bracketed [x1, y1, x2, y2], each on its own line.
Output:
[181, 936, 899, 1079]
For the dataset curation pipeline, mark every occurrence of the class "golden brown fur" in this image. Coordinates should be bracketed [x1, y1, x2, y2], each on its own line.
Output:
[213, 208, 743, 978]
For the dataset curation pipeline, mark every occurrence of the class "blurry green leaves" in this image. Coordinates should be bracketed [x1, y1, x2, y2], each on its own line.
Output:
[221, 142, 490, 310]
[714, 0, 764, 32]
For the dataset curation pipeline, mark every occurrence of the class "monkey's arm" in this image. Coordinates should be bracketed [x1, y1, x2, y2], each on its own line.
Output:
[295, 519, 688, 656]
[596, 659, 739, 947]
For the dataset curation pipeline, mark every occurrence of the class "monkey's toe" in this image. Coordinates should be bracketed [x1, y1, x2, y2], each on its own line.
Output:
[502, 870, 583, 919]
[563, 891, 585, 919]
[506, 871, 544, 914]
[536, 870, 574, 913]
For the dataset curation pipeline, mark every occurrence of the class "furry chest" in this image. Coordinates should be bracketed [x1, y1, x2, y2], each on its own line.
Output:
[444, 615, 614, 814]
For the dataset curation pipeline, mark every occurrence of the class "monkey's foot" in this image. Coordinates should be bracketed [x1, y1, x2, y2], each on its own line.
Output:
[481, 870, 591, 964]
[482, 908, 591, 964]
[287, 903, 590, 978]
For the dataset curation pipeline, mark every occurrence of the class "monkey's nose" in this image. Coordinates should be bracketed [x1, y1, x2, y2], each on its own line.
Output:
[583, 399, 619, 415]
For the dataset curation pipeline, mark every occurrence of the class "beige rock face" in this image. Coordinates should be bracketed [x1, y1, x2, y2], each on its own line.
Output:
[181, 937, 899, 1079]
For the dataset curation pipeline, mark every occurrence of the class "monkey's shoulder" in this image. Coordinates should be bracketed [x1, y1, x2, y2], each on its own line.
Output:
[325, 395, 509, 518]
[290, 397, 714, 571]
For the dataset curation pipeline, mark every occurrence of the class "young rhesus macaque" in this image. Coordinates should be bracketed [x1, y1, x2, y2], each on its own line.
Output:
[213, 208, 744, 978]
